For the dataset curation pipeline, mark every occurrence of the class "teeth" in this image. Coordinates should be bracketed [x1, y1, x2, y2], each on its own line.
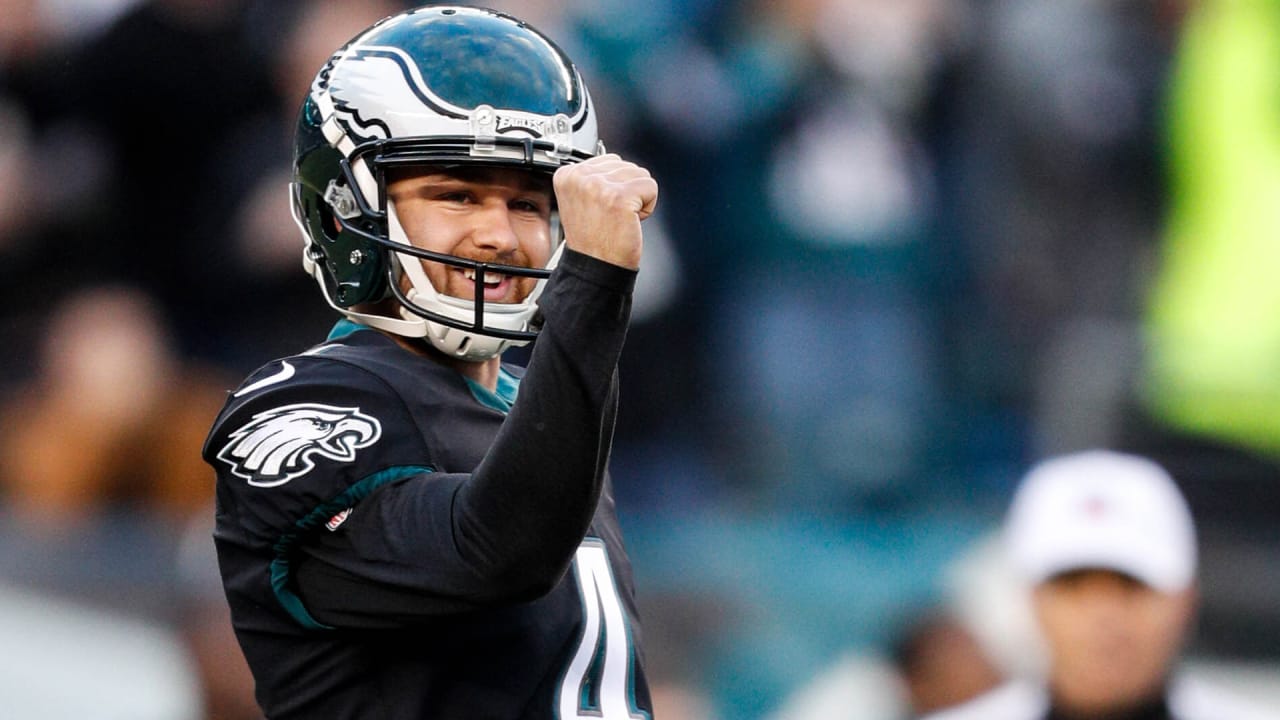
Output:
[462, 268, 504, 286]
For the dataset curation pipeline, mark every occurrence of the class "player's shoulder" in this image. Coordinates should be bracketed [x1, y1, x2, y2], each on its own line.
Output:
[921, 680, 1046, 720]
[216, 321, 453, 413]
[202, 322, 437, 480]
[213, 328, 397, 421]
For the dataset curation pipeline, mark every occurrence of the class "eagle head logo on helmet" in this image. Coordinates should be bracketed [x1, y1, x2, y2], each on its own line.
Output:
[217, 404, 383, 487]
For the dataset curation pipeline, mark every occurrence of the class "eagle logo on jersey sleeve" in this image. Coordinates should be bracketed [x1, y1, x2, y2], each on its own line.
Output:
[217, 403, 383, 487]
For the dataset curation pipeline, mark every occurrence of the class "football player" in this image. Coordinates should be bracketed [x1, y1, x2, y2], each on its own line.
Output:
[202, 6, 658, 719]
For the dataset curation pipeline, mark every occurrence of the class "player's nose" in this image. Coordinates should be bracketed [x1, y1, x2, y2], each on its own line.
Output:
[469, 202, 521, 254]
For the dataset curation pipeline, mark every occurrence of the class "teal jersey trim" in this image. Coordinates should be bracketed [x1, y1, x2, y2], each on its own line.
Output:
[465, 367, 521, 414]
[271, 464, 433, 630]
[326, 318, 370, 342]
[325, 317, 521, 414]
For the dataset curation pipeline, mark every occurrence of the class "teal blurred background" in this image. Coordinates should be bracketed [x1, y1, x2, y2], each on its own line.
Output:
[2, 1, 1279, 718]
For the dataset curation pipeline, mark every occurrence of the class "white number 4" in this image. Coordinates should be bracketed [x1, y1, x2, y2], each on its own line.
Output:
[557, 540, 648, 719]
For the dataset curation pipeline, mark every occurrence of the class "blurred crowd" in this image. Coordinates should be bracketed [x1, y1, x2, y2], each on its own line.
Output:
[2, 0, 1279, 718]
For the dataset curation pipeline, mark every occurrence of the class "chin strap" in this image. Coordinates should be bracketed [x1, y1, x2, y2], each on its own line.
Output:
[417, 312, 519, 360]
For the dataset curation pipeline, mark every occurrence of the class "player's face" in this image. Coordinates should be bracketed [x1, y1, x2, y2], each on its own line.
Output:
[387, 166, 554, 304]
[1033, 569, 1195, 714]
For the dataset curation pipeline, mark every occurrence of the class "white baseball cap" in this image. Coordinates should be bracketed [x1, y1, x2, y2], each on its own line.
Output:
[1004, 450, 1197, 593]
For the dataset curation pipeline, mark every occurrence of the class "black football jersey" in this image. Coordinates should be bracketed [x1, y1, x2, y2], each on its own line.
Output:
[203, 252, 652, 719]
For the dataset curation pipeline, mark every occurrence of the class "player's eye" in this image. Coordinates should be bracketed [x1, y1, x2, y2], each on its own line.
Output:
[511, 197, 550, 216]
[438, 190, 473, 204]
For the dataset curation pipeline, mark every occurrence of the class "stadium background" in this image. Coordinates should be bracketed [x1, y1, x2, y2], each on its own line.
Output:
[1, 1, 1278, 718]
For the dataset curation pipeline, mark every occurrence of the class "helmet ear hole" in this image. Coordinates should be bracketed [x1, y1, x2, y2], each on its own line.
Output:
[316, 202, 340, 242]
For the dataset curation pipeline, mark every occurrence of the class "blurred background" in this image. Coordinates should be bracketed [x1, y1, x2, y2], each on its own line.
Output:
[1, 0, 1278, 718]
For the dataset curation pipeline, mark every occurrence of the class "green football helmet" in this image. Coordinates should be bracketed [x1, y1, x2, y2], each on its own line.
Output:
[291, 5, 600, 360]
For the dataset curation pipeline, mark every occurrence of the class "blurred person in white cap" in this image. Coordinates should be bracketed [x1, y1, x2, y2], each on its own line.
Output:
[925, 449, 1279, 720]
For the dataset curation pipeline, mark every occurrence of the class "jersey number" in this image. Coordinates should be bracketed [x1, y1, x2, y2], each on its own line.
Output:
[557, 541, 647, 719]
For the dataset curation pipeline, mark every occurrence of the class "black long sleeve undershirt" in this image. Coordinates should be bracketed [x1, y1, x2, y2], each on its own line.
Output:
[451, 249, 635, 597]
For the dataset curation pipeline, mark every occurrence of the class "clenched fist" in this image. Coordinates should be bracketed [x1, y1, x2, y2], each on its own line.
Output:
[553, 154, 658, 271]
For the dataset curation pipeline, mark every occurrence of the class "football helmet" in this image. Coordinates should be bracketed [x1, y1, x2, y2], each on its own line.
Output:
[291, 5, 600, 360]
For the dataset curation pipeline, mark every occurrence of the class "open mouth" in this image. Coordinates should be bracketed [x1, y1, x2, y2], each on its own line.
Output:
[460, 267, 515, 302]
